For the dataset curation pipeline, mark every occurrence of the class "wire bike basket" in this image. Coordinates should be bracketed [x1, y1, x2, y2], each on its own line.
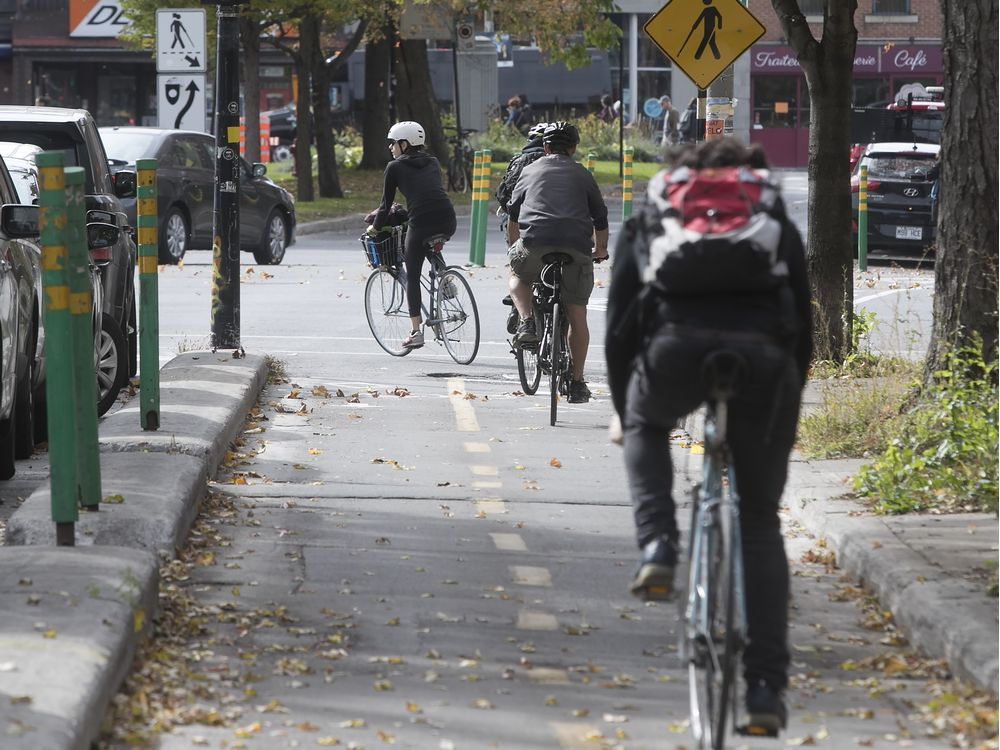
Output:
[361, 225, 406, 269]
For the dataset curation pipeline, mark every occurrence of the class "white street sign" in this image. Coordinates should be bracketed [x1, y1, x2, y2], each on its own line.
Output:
[158, 74, 207, 131]
[156, 9, 206, 73]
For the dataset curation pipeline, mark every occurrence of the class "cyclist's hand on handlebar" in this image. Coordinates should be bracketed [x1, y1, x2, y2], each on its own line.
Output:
[365, 224, 378, 236]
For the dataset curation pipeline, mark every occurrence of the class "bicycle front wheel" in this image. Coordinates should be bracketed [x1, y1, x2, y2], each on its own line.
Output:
[436, 269, 480, 365]
[549, 302, 562, 426]
[364, 270, 412, 357]
[687, 497, 738, 750]
[448, 158, 469, 193]
[516, 345, 541, 394]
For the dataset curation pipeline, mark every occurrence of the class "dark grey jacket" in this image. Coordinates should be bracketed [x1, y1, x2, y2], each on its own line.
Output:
[508, 154, 609, 253]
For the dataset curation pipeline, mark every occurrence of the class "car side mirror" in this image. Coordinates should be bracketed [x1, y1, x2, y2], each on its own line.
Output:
[0, 204, 39, 238]
[252, 163, 267, 179]
[87, 222, 120, 251]
[113, 170, 136, 198]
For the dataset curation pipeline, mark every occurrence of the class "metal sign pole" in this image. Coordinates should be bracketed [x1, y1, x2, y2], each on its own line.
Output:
[209, 0, 242, 352]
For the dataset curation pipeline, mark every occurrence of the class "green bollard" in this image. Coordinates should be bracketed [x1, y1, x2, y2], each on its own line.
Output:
[585, 152, 596, 175]
[64, 167, 102, 511]
[467, 150, 483, 266]
[622, 146, 634, 221]
[136, 158, 160, 430]
[858, 164, 868, 272]
[38, 152, 79, 545]
[475, 149, 491, 266]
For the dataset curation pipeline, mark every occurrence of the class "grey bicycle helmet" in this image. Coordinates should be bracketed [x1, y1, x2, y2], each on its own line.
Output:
[542, 121, 580, 150]
[527, 122, 549, 140]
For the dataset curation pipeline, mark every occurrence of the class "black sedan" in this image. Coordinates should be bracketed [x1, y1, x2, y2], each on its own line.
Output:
[99, 126, 296, 265]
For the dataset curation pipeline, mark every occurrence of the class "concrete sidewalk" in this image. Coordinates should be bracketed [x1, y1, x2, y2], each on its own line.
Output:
[0, 355, 995, 749]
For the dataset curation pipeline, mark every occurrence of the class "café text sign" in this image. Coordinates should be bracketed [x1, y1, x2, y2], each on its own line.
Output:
[751, 44, 941, 75]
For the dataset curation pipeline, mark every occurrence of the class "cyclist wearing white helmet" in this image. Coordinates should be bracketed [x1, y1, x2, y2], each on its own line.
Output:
[495, 121, 549, 222]
[369, 121, 457, 349]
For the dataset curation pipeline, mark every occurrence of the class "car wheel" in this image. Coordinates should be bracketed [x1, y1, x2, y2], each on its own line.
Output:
[253, 209, 287, 265]
[97, 312, 128, 418]
[159, 207, 188, 265]
[128, 295, 137, 378]
[33, 383, 47, 444]
[13, 328, 36, 460]
[0, 338, 15, 480]
[272, 144, 292, 162]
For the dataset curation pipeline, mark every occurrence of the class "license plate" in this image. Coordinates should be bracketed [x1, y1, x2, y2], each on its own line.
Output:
[895, 226, 922, 240]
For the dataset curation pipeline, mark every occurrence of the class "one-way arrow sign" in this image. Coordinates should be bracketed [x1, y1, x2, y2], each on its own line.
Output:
[156, 9, 207, 72]
[158, 74, 207, 131]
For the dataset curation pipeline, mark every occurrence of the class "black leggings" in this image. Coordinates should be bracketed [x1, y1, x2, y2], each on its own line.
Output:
[405, 214, 457, 318]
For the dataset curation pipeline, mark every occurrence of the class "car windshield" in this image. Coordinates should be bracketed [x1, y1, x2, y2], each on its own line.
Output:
[99, 130, 160, 164]
[865, 153, 936, 179]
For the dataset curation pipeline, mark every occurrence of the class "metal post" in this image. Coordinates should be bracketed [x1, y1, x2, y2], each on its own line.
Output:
[65, 167, 101, 511]
[136, 158, 160, 429]
[858, 164, 868, 272]
[622, 146, 634, 221]
[697, 88, 707, 142]
[475, 149, 491, 266]
[209, 0, 242, 352]
[468, 150, 483, 266]
[37, 152, 78, 545]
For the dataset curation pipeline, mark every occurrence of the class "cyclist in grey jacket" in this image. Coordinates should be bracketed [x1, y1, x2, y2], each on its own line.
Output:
[506, 121, 609, 403]
[369, 121, 456, 349]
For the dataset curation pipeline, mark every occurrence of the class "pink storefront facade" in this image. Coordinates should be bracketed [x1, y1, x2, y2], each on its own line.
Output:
[748, 43, 944, 167]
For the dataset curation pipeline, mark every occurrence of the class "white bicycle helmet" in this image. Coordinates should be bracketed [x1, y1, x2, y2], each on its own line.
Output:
[528, 122, 549, 139]
[387, 121, 426, 147]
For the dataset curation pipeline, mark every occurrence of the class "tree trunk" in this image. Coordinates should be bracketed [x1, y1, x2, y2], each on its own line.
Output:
[294, 18, 315, 202]
[395, 39, 448, 163]
[305, 13, 343, 198]
[360, 34, 391, 170]
[771, 0, 857, 362]
[239, 18, 261, 163]
[924, 0, 999, 379]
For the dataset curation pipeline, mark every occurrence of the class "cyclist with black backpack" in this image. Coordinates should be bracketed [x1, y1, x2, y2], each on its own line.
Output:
[495, 121, 549, 234]
[606, 138, 812, 734]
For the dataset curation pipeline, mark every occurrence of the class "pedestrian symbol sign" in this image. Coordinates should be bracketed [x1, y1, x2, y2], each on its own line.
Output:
[644, 0, 765, 90]
[156, 8, 207, 73]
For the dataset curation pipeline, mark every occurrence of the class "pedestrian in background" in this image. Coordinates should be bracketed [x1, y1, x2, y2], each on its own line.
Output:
[679, 97, 699, 142]
[504, 96, 523, 130]
[597, 94, 617, 123]
[659, 95, 679, 146]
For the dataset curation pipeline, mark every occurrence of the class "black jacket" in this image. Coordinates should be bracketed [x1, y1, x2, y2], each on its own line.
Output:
[373, 151, 454, 230]
[605, 199, 813, 417]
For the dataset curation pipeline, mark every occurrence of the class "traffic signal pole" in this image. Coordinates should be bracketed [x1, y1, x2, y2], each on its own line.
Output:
[209, 0, 242, 353]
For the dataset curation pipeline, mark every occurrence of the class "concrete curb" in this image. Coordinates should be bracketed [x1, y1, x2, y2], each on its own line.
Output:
[1, 351, 269, 749]
[784, 456, 999, 693]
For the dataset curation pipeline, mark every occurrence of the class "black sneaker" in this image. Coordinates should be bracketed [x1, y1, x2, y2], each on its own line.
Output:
[742, 680, 787, 736]
[629, 536, 678, 601]
[506, 309, 520, 335]
[567, 379, 591, 403]
[513, 318, 538, 347]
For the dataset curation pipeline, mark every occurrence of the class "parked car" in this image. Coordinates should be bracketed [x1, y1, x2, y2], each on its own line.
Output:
[0, 142, 116, 417]
[262, 105, 296, 161]
[0, 106, 137, 406]
[99, 126, 296, 265]
[0, 154, 43, 478]
[851, 142, 939, 259]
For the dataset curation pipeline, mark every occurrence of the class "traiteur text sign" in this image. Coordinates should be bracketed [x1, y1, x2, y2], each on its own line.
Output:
[644, 0, 765, 90]
[156, 8, 207, 73]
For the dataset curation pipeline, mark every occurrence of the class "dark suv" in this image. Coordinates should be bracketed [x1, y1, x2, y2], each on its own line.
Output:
[0, 106, 137, 398]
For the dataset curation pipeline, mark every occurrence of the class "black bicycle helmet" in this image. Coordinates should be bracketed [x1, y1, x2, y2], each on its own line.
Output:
[542, 121, 580, 150]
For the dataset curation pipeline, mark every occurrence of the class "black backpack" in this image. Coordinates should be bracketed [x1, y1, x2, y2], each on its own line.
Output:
[495, 145, 544, 213]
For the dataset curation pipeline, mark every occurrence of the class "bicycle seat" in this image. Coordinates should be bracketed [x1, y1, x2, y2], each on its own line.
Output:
[701, 350, 746, 402]
[541, 251, 574, 265]
[425, 234, 450, 253]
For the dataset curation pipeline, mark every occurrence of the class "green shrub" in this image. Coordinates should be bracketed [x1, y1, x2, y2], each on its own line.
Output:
[854, 339, 999, 514]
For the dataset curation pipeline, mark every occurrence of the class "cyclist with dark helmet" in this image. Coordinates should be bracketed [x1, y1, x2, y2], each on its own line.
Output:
[495, 121, 549, 226]
[368, 121, 457, 349]
[505, 121, 609, 403]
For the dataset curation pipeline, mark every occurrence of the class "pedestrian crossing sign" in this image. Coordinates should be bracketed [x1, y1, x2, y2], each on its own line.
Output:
[644, 0, 766, 90]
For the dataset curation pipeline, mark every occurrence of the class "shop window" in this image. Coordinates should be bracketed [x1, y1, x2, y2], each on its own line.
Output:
[872, 0, 909, 13]
[854, 78, 890, 107]
[799, 0, 825, 13]
[753, 76, 798, 128]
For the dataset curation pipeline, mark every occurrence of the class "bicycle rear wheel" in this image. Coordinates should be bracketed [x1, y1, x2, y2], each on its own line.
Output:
[516, 345, 541, 394]
[436, 269, 480, 364]
[687, 490, 739, 750]
[549, 302, 562, 426]
[448, 157, 469, 193]
[364, 270, 412, 357]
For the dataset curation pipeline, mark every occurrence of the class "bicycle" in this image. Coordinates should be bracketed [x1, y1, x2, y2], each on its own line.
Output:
[507, 252, 573, 426]
[681, 349, 777, 750]
[445, 127, 475, 193]
[361, 225, 480, 365]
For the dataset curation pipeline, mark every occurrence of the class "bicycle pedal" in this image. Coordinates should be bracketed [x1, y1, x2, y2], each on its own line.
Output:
[737, 724, 779, 738]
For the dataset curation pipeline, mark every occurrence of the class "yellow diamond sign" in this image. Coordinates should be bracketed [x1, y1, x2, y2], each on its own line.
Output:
[644, 0, 766, 90]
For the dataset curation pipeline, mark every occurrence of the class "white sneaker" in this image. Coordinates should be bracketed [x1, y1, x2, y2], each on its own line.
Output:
[403, 329, 424, 348]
